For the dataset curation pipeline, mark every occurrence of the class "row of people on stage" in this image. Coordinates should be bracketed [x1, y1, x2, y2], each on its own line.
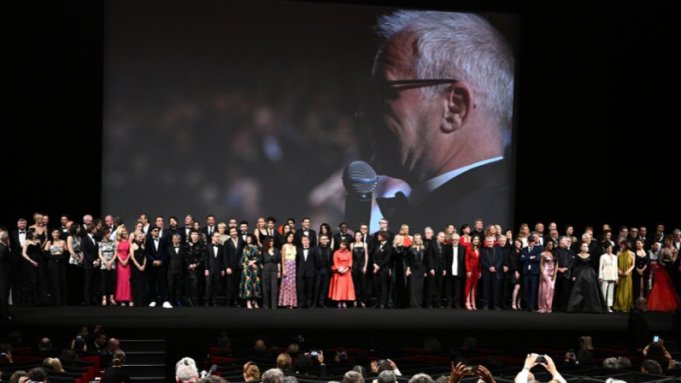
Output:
[1, 214, 680, 316]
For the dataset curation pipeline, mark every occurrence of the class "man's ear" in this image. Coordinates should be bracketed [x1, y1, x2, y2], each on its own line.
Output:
[441, 82, 474, 133]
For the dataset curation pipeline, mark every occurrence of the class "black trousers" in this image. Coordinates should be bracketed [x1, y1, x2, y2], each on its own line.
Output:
[373, 269, 390, 307]
[446, 275, 465, 308]
[482, 271, 501, 308]
[314, 269, 331, 307]
[224, 272, 239, 306]
[100, 268, 116, 296]
[147, 266, 168, 304]
[83, 267, 95, 305]
[501, 272, 515, 308]
[523, 274, 539, 310]
[168, 272, 183, 303]
[351, 268, 367, 304]
[262, 265, 279, 309]
[297, 273, 315, 307]
[554, 276, 571, 311]
[0, 269, 10, 319]
[206, 270, 222, 305]
[66, 264, 83, 305]
[426, 269, 444, 307]
[48, 260, 67, 306]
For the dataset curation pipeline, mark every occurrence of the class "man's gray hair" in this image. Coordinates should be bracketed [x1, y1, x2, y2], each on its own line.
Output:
[408, 373, 434, 383]
[342, 370, 365, 383]
[175, 357, 199, 382]
[376, 11, 514, 130]
[262, 368, 285, 383]
[377, 370, 397, 383]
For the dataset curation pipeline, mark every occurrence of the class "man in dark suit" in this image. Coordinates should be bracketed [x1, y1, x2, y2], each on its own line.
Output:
[148, 216, 171, 244]
[81, 224, 100, 306]
[204, 232, 225, 307]
[370, 218, 394, 253]
[201, 215, 217, 240]
[295, 217, 317, 247]
[168, 217, 184, 243]
[333, 223, 353, 251]
[146, 226, 170, 308]
[444, 233, 466, 309]
[224, 227, 244, 307]
[520, 235, 542, 312]
[313, 234, 334, 308]
[481, 236, 503, 310]
[426, 231, 447, 308]
[554, 236, 574, 312]
[360, 12, 514, 232]
[9, 218, 28, 305]
[296, 236, 316, 308]
[167, 234, 186, 307]
[179, 214, 194, 244]
[0, 230, 13, 320]
[371, 231, 392, 309]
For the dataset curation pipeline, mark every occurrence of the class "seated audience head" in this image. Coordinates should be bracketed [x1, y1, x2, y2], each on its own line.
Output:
[342, 370, 365, 383]
[243, 361, 261, 382]
[640, 359, 663, 375]
[276, 352, 292, 371]
[42, 357, 64, 373]
[262, 368, 284, 383]
[27, 367, 47, 383]
[377, 370, 397, 383]
[112, 350, 126, 367]
[408, 373, 434, 383]
[176, 357, 199, 383]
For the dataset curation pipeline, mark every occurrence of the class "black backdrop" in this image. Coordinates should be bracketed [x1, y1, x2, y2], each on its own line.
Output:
[4, 1, 679, 233]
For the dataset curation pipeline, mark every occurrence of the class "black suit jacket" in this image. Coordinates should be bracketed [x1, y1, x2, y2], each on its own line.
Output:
[205, 244, 225, 273]
[383, 159, 510, 230]
[202, 226, 217, 240]
[371, 241, 392, 270]
[444, 244, 466, 277]
[295, 228, 317, 247]
[426, 241, 448, 272]
[333, 232, 354, 251]
[296, 246, 316, 278]
[167, 245, 186, 274]
[10, 230, 26, 260]
[0, 243, 12, 275]
[81, 235, 99, 269]
[146, 237, 169, 266]
[224, 237, 244, 270]
[312, 245, 333, 270]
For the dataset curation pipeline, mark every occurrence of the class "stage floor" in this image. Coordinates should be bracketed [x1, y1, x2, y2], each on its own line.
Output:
[5, 306, 675, 332]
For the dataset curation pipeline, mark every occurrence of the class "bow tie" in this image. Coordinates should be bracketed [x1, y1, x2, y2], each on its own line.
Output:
[19, 231, 26, 234]
[376, 191, 410, 221]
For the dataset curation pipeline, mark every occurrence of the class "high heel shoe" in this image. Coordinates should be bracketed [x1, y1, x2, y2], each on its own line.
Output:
[109, 296, 117, 306]
[253, 301, 259, 309]
[512, 303, 517, 310]
[246, 301, 253, 309]
[101, 297, 107, 306]
[465, 301, 472, 310]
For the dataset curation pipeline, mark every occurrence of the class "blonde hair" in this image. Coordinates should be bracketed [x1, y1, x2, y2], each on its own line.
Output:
[116, 225, 129, 241]
[43, 357, 64, 373]
[276, 353, 291, 370]
[243, 362, 261, 381]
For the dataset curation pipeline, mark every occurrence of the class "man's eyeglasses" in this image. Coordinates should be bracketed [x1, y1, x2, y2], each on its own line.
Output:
[355, 78, 458, 117]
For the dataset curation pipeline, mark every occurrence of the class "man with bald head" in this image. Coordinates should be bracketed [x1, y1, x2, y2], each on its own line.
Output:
[359, 10, 515, 230]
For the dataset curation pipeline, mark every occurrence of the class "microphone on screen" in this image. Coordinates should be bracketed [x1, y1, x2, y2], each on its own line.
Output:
[343, 161, 378, 230]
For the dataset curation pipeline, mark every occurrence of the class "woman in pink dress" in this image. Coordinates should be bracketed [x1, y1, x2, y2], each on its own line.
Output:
[329, 240, 355, 308]
[278, 232, 297, 308]
[115, 227, 133, 306]
[537, 241, 556, 313]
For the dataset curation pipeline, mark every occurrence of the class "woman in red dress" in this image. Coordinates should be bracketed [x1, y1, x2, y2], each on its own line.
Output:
[115, 227, 132, 306]
[329, 240, 355, 308]
[460, 224, 472, 249]
[647, 238, 681, 312]
[464, 236, 481, 310]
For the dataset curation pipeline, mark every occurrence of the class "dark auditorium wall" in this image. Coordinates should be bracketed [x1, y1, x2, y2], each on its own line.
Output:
[4, 1, 679, 232]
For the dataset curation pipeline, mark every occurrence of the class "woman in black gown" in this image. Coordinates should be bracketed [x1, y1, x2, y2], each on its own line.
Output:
[129, 232, 147, 307]
[350, 231, 368, 308]
[20, 230, 42, 306]
[567, 243, 606, 313]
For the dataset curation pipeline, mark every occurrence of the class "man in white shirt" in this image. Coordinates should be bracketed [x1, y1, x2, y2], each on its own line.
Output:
[444, 234, 466, 309]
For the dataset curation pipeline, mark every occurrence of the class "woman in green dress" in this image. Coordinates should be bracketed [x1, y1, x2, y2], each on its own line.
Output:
[613, 240, 635, 312]
[239, 234, 262, 309]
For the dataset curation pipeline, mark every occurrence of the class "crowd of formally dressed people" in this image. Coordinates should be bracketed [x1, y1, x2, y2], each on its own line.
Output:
[1, 213, 680, 318]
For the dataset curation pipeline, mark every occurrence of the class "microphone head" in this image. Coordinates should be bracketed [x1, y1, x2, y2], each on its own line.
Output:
[209, 364, 218, 373]
[343, 161, 378, 195]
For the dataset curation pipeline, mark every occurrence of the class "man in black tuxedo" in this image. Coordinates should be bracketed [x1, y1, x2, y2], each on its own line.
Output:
[148, 216, 171, 244]
[371, 231, 392, 309]
[81, 224, 100, 306]
[224, 227, 244, 307]
[296, 236, 316, 308]
[295, 217, 317, 247]
[201, 215, 217, 240]
[179, 214, 194, 244]
[370, 219, 394, 253]
[444, 234, 467, 309]
[59, 215, 70, 240]
[0, 230, 13, 320]
[313, 234, 334, 308]
[333, 223, 353, 251]
[167, 234, 186, 307]
[204, 232, 225, 307]
[9, 218, 28, 305]
[360, 11, 514, 231]
[238, 221, 250, 243]
[520, 235, 542, 312]
[481, 236, 503, 310]
[146, 226, 170, 308]
[168, 217, 184, 243]
[426, 231, 447, 308]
